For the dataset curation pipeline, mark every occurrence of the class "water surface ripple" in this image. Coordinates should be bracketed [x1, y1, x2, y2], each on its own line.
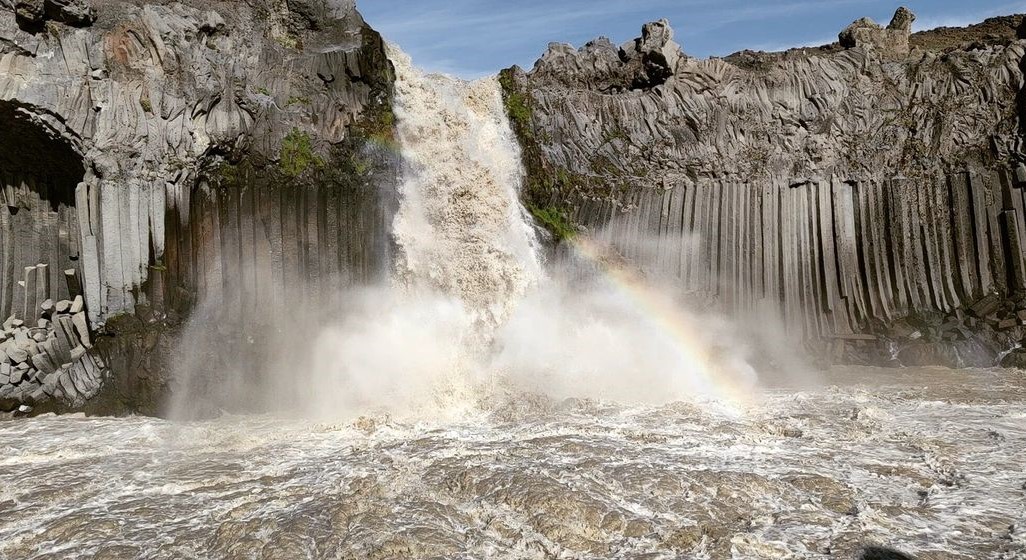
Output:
[1, 367, 1024, 559]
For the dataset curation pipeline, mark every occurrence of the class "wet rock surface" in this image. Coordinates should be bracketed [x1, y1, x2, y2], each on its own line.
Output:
[0, 366, 1022, 559]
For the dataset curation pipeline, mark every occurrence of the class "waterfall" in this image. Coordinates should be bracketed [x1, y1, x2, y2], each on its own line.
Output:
[387, 45, 542, 333]
[169, 47, 756, 421]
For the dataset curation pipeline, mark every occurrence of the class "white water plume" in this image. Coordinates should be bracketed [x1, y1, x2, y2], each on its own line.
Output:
[170, 46, 763, 421]
[387, 44, 542, 333]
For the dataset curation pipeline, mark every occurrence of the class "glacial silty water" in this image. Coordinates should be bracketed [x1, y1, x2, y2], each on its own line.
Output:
[3, 52, 1026, 560]
[388, 44, 541, 331]
[1, 367, 1024, 559]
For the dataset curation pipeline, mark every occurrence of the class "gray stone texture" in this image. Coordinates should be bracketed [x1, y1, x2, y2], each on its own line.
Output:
[0, 0, 395, 412]
[505, 10, 1026, 366]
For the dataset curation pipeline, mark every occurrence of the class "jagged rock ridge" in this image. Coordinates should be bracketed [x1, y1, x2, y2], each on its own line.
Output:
[503, 9, 1026, 366]
[0, 0, 396, 413]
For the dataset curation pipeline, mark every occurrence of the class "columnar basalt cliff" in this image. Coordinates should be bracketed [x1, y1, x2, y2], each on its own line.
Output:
[4, 2, 1026, 413]
[0, 0, 396, 413]
[503, 10, 1026, 367]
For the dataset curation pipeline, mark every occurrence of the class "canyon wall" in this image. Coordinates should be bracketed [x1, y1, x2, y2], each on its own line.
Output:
[503, 10, 1026, 367]
[0, 0, 395, 413]
[5, 2, 1026, 413]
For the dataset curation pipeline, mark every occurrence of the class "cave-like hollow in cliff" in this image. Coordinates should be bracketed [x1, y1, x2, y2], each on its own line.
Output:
[0, 100, 86, 322]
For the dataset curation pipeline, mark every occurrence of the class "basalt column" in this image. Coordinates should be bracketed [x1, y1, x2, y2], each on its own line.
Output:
[0, 100, 106, 408]
[504, 11, 1026, 366]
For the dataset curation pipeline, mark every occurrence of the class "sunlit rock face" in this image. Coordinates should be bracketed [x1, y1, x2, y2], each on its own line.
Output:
[504, 10, 1026, 366]
[0, 0, 396, 413]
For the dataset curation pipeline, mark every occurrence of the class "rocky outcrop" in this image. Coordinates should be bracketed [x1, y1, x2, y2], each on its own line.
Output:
[0, 0, 396, 412]
[0, 294, 104, 410]
[503, 9, 1026, 366]
[838, 7, 914, 58]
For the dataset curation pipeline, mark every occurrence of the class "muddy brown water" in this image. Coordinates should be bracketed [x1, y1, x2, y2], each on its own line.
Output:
[0, 366, 1023, 559]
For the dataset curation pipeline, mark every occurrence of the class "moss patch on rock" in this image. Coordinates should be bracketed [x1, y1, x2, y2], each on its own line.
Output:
[279, 128, 324, 177]
[499, 67, 581, 243]
[527, 204, 576, 241]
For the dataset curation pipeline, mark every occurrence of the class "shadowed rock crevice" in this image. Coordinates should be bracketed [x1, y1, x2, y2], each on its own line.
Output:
[0, 99, 100, 411]
[0, 100, 84, 206]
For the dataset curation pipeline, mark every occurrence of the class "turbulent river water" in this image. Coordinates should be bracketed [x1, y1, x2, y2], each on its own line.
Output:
[2, 50, 1026, 560]
[1, 367, 1024, 559]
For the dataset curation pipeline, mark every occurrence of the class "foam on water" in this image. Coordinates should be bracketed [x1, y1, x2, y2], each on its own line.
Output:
[5, 49, 1024, 559]
[1, 367, 1024, 558]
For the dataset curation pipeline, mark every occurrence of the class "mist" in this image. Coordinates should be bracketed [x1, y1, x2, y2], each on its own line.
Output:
[167, 45, 812, 422]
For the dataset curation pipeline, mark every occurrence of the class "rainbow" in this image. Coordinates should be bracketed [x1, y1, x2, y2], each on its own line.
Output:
[566, 235, 759, 411]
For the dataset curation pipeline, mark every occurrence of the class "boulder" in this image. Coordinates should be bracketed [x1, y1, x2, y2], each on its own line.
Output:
[897, 342, 960, 368]
[45, 0, 96, 26]
[14, 0, 96, 29]
[72, 312, 91, 347]
[837, 8, 915, 57]
[8, 347, 29, 364]
[1000, 348, 1026, 369]
[887, 7, 916, 32]
[13, 0, 45, 26]
[619, 19, 684, 89]
[839, 17, 880, 48]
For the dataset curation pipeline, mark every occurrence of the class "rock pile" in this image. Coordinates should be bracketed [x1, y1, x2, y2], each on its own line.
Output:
[883, 294, 1026, 368]
[0, 295, 106, 409]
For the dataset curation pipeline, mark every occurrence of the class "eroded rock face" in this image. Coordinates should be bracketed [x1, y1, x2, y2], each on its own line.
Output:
[838, 8, 914, 58]
[503, 9, 1026, 367]
[0, 0, 396, 412]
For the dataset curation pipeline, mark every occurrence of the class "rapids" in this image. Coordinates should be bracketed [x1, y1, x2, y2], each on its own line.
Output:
[2, 47, 1025, 560]
[1, 367, 1024, 559]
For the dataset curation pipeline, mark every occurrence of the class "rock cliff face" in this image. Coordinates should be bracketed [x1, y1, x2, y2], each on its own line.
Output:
[5, 3, 1026, 412]
[0, 0, 395, 413]
[503, 10, 1026, 366]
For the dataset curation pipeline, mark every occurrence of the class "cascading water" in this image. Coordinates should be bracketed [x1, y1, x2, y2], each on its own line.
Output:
[387, 45, 542, 334]
[1, 48, 1024, 560]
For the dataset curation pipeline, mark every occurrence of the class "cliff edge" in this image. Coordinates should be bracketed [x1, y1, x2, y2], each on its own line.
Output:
[0, 0, 396, 413]
[502, 9, 1026, 367]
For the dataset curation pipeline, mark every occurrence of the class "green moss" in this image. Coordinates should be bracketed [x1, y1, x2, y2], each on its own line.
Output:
[100, 312, 146, 335]
[139, 95, 152, 114]
[353, 105, 396, 149]
[279, 128, 324, 177]
[498, 70, 533, 136]
[601, 126, 629, 145]
[351, 154, 372, 176]
[213, 161, 241, 185]
[255, 86, 270, 96]
[287, 95, 311, 106]
[528, 204, 576, 241]
[274, 32, 300, 50]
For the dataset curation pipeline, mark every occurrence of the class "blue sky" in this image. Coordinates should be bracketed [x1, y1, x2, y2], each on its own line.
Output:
[359, 0, 1026, 78]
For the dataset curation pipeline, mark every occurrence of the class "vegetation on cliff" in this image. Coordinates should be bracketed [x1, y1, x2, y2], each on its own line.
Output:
[498, 68, 578, 242]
